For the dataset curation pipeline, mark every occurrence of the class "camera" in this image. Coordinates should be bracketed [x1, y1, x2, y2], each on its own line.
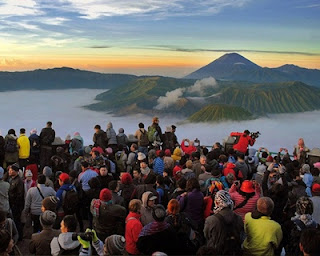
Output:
[250, 131, 261, 140]
[72, 231, 93, 242]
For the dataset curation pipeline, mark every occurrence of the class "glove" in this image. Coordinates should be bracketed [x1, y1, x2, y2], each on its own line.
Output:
[77, 236, 90, 249]
[91, 229, 99, 243]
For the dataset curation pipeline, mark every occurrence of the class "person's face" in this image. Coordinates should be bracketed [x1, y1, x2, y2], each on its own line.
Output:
[60, 220, 67, 233]
[140, 162, 147, 169]
[163, 172, 168, 177]
[269, 173, 278, 184]
[130, 145, 135, 152]
[41, 205, 46, 213]
[133, 170, 140, 179]
[8, 168, 17, 177]
[94, 128, 99, 134]
[147, 199, 155, 208]
[58, 179, 63, 186]
[26, 176, 32, 181]
[0, 219, 6, 229]
[200, 158, 207, 165]
[100, 167, 108, 176]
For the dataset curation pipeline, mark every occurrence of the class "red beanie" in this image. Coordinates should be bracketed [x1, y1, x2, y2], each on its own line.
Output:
[165, 149, 171, 156]
[59, 173, 69, 183]
[121, 173, 133, 185]
[99, 188, 112, 202]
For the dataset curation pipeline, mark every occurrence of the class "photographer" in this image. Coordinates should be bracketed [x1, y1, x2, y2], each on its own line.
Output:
[230, 130, 256, 154]
[50, 215, 82, 256]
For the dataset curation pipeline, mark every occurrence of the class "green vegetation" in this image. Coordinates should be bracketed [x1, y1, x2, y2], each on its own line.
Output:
[188, 104, 254, 122]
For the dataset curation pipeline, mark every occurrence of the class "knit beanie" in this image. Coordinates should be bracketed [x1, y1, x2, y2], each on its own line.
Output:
[214, 190, 234, 210]
[296, 196, 314, 215]
[121, 173, 133, 185]
[301, 164, 311, 174]
[42, 196, 59, 212]
[164, 149, 171, 156]
[40, 210, 56, 227]
[11, 163, 20, 172]
[43, 166, 52, 177]
[104, 235, 126, 255]
[100, 188, 112, 202]
[137, 152, 146, 161]
[257, 164, 266, 174]
[152, 204, 166, 222]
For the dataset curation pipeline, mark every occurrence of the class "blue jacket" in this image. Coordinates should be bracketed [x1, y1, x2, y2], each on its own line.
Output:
[153, 157, 164, 175]
[56, 184, 76, 209]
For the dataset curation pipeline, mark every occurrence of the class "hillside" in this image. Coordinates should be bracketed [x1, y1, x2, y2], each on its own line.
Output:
[0, 67, 137, 91]
[87, 76, 196, 113]
[185, 53, 320, 87]
[211, 81, 320, 114]
[189, 104, 254, 122]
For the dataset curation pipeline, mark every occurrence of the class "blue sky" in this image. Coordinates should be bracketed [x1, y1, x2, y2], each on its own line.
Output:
[0, 0, 319, 76]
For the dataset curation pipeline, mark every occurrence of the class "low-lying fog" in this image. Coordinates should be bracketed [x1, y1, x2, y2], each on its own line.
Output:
[0, 89, 318, 153]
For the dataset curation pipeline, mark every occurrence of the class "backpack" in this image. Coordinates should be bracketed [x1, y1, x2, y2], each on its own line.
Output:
[5, 139, 18, 153]
[57, 239, 81, 256]
[139, 129, 149, 147]
[115, 152, 125, 173]
[148, 126, 159, 143]
[62, 188, 80, 215]
[214, 213, 242, 255]
[158, 186, 169, 208]
[30, 136, 40, 153]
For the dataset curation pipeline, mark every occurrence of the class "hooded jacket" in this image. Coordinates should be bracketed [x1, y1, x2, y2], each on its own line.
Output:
[50, 232, 81, 256]
[4, 134, 19, 163]
[93, 129, 108, 149]
[140, 191, 155, 226]
[125, 211, 143, 255]
[17, 134, 30, 159]
[171, 147, 182, 162]
[106, 122, 117, 145]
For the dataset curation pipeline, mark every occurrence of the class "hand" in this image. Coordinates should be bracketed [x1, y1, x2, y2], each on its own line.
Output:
[91, 229, 99, 243]
[279, 148, 283, 152]
[77, 236, 90, 249]
[284, 148, 288, 153]
[267, 163, 274, 172]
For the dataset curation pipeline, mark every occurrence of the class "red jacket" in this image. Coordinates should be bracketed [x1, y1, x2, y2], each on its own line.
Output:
[125, 212, 143, 255]
[230, 132, 255, 154]
[181, 140, 197, 155]
[223, 163, 243, 179]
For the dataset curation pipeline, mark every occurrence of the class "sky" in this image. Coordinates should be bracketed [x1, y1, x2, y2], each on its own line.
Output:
[0, 0, 319, 77]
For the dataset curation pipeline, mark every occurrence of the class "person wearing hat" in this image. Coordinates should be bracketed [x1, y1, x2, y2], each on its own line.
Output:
[42, 196, 59, 212]
[29, 128, 40, 164]
[311, 183, 320, 224]
[91, 188, 126, 242]
[140, 191, 157, 226]
[24, 169, 36, 193]
[0, 167, 10, 215]
[137, 204, 179, 255]
[253, 164, 267, 187]
[24, 174, 56, 233]
[283, 196, 318, 255]
[116, 128, 129, 149]
[29, 210, 60, 255]
[243, 197, 282, 256]
[162, 126, 175, 153]
[229, 180, 261, 221]
[119, 173, 136, 208]
[301, 164, 313, 197]
[69, 132, 84, 154]
[5, 163, 24, 240]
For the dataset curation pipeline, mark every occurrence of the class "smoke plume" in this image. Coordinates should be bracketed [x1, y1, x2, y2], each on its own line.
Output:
[188, 77, 218, 96]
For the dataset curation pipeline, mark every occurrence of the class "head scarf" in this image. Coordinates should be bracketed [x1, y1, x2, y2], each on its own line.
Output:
[214, 190, 234, 214]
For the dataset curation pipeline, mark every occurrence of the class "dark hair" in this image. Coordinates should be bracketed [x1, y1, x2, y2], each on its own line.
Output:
[0, 230, 11, 253]
[20, 128, 26, 134]
[63, 215, 77, 232]
[186, 178, 200, 192]
[311, 167, 320, 177]
[261, 152, 268, 158]
[94, 124, 101, 130]
[293, 169, 300, 179]
[202, 147, 209, 156]
[92, 150, 100, 156]
[8, 129, 16, 136]
[138, 123, 144, 128]
[177, 177, 186, 189]
[88, 177, 101, 189]
[133, 169, 141, 174]
[118, 144, 124, 151]
[69, 170, 78, 179]
[0, 211, 6, 222]
[47, 121, 52, 127]
[158, 150, 165, 158]
[156, 175, 165, 186]
[237, 152, 245, 160]
[227, 148, 235, 155]
[37, 174, 46, 185]
[300, 228, 320, 256]
[81, 161, 89, 168]
[108, 180, 118, 191]
[131, 143, 138, 150]
[196, 246, 217, 256]
[219, 154, 228, 163]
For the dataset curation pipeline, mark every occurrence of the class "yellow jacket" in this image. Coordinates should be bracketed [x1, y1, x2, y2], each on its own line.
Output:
[17, 134, 30, 159]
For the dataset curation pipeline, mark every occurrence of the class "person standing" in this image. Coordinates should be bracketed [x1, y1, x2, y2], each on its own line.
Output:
[29, 129, 40, 165]
[230, 130, 256, 154]
[0, 167, 10, 215]
[0, 131, 5, 167]
[134, 123, 149, 156]
[4, 129, 19, 167]
[5, 163, 24, 240]
[106, 122, 117, 152]
[17, 128, 30, 170]
[93, 125, 108, 150]
[39, 121, 55, 170]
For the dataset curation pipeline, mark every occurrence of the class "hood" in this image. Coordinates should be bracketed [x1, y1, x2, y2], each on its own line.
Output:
[107, 122, 113, 129]
[97, 130, 105, 135]
[126, 211, 141, 221]
[248, 148, 257, 157]
[117, 133, 125, 137]
[181, 168, 193, 174]
[217, 207, 236, 225]
[60, 184, 75, 191]
[73, 135, 83, 141]
[172, 147, 182, 157]
[58, 233, 80, 250]
[142, 191, 153, 207]
[6, 134, 17, 140]
[226, 163, 236, 169]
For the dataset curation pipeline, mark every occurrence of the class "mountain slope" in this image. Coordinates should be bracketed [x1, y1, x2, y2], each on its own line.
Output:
[0, 67, 137, 90]
[189, 104, 253, 122]
[185, 53, 320, 87]
[211, 81, 320, 114]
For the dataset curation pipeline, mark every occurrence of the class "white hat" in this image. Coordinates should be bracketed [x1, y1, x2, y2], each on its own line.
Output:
[137, 152, 146, 161]
[257, 164, 266, 174]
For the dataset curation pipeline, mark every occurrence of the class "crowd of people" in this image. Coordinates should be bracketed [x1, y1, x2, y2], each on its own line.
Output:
[0, 117, 320, 256]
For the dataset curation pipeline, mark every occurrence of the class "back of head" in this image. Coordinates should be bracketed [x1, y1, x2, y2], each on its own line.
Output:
[138, 122, 144, 128]
[40, 210, 56, 227]
[47, 121, 52, 127]
[42, 196, 59, 212]
[94, 124, 101, 130]
[128, 199, 142, 213]
[300, 228, 320, 256]
[296, 196, 314, 215]
[257, 197, 274, 216]
[20, 128, 26, 134]
[104, 235, 126, 255]
[63, 215, 77, 232]
[37, 174, 46, 184]
[186, 178, 200, 192]
[167, 199, 180, 215]
[0, 230, 11, 254]
[108, 180, 118, 191]
[152, 204, 166, 222]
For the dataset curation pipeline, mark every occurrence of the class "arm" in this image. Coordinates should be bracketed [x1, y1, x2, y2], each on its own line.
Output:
[92, 239, 104, 256]
[230, 132, 242, 137]
[29, 235, 36, 254]
[262, 171, 270, 196]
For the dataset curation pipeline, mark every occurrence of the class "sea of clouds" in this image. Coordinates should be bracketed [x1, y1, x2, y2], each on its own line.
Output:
[0, 89, 319, 153]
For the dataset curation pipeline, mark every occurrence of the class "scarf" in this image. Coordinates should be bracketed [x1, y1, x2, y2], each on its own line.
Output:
[139, 221, 170, 237]
[91, 199, 112, 217]
[213, 190, 234, 214]
[291, 213, 317, 231]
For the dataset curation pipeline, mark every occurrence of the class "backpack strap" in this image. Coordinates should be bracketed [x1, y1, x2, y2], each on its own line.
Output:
[36, 186, 45, 199]
[233, 196, 250, 210]
[126, 217, 137, 224]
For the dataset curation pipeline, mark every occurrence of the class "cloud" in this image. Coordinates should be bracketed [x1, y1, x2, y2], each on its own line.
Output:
[154, 77, 217, 109]
[88, 45, 112, 49]
[0, 0, 41, 17]
[64, 0, 251, 19]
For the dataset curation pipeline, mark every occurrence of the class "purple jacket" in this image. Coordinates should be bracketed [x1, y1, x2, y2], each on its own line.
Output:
[178, 189, 204, 226]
